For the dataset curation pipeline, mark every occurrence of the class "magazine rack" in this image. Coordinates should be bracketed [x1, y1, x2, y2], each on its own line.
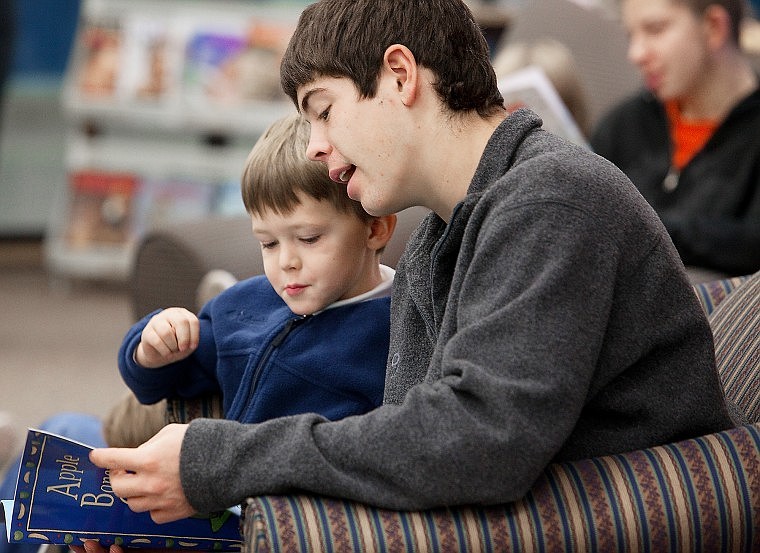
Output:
[45, 0, 307, 281]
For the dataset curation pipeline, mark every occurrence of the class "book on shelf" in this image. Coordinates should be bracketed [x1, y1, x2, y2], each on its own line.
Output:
[498, 65, 588, 147]
[64, 170, 139, 250]
[135, 176, 215, 234]
[2, 429, 243, 551]
[210, 179, 247, 217]
[119, 15, 180, 104]
[183, 18, 292, 107]
[76, 16, 124, 98]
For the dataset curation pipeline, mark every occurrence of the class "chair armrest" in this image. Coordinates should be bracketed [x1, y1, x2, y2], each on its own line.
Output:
[242, 423, 760, 552]
[166, 394, 224, 424]
[692, 274, 750, 315]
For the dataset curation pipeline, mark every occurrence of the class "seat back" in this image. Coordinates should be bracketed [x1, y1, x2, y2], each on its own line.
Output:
[708, 271, 760, 422]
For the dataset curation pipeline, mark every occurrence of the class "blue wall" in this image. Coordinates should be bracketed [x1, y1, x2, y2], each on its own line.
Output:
[7, 0, 81, 78]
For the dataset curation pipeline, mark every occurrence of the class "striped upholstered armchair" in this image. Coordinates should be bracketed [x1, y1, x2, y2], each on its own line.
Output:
[164, 271, 759, 553]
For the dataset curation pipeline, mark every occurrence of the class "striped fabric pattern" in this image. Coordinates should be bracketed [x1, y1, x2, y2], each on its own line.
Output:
[693, 275, 750, 315]
[709, 272, 760, 423]
[242, 424, 760, 553]
[165, 392, 224, 425]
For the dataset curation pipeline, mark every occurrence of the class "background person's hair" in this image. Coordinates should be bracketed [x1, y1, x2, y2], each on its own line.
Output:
[241, 113, 373, 222]
[677, 0, 745, 45]
[280, 0, 505, 118]
[491, 38, 591, 137]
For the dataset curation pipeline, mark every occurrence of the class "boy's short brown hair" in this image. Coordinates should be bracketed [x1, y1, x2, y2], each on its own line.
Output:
[280, 0, 504, 118]
[241, 113, 372, 222]
[677, 0, 745, 45]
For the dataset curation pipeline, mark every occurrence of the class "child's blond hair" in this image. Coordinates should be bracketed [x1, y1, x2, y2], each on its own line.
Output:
[241, 113, 372, 222]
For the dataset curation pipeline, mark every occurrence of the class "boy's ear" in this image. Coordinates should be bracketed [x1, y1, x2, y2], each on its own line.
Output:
[367, 214, 397, 252]
[702, 4, 732, 50]
[383, 44, 418, 106]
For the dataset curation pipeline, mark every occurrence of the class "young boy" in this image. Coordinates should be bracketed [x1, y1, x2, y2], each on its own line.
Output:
[117, 113, 397, 424]
[91, 0, 734, 525]
[591, 0, 760, 277]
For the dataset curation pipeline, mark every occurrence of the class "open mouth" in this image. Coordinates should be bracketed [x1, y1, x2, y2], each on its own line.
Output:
[330, 165, 356, 184]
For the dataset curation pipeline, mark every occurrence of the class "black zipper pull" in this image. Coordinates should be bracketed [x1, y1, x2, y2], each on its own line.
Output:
[271, 315, 308, 347]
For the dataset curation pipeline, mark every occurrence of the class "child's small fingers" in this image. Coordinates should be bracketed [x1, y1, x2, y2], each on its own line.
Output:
[172, 314, 199, 352]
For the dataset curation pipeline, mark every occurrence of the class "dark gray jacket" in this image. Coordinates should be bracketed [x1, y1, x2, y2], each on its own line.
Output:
[181, 110, 733, 513]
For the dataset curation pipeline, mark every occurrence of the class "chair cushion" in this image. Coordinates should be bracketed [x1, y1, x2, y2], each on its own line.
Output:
[242, 423, 760, 553]
[709, 271, 760, 423]
[693, 274, 750, 315]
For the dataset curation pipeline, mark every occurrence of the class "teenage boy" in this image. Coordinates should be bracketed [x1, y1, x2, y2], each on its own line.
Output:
[89, 0, 734, 527]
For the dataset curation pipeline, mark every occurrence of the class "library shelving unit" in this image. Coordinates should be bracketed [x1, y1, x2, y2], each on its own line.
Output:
[46, 0, 307, 281]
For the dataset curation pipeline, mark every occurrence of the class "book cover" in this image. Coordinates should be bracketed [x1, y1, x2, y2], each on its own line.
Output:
[140, 176, 214, 231]
[77, 17, 124, 98]
[182, 27, 248, 107]
[210, 178, 246, 217]
[64, 170, 139, 250]
[120, 16, 174, 103]
[182, 17, 293, 107]
[2, 429, 242, 551]
[498, 65, 589, 148]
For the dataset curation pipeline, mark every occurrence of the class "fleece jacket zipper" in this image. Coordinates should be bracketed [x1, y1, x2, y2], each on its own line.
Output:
[239, 315, 308, 420]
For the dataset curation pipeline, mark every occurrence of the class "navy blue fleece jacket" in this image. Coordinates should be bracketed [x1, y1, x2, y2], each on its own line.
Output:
[119, 275, 390, 423]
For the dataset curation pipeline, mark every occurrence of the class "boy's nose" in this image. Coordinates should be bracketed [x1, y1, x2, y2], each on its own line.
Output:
[279, 245, 300, 270]
[627, 35, 647, 67]
[306, 125, 330, 162]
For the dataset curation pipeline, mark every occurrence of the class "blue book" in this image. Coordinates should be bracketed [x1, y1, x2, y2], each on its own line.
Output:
[2, 429, 242, 550]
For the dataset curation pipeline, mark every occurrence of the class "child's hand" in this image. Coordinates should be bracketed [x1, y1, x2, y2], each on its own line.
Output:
[135, 308, 200, 368]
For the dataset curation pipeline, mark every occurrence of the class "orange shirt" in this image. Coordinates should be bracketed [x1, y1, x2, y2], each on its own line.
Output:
[665, 100, 719, 170]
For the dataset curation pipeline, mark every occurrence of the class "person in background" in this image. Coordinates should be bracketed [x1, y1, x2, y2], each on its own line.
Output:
[491, 37, 591, 137]
[118, 112, 396, 424]
[87, 0, 734, 534]
[591, 0, 760, 279]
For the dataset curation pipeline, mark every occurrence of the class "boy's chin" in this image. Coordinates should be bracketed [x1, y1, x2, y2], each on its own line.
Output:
[284, 301, 320, 316]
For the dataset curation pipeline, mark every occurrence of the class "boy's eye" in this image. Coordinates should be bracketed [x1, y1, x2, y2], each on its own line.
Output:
[642, 20, 668, 36]
[300, 235, 320, 244]
[260, 241, 277, 250]
[318, 107, 330, 121]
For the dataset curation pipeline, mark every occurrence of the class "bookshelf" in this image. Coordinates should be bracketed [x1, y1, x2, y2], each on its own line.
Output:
[46, 0, 306, 281]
